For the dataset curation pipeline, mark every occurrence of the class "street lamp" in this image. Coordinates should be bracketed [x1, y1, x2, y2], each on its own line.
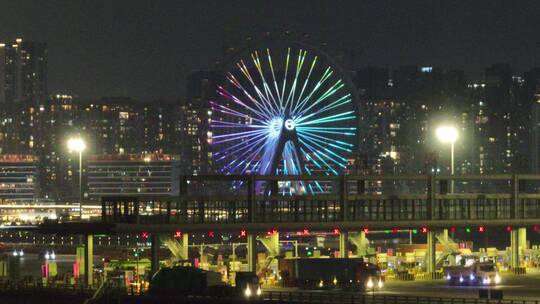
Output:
[436, 126, 458, 193]
[68, 137, 86, 218]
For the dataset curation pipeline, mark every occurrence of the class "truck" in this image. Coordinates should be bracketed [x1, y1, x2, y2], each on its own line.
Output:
[279, 258, 383, 291]
[444, 261, 501, 286]
[149, 266, 261, 299]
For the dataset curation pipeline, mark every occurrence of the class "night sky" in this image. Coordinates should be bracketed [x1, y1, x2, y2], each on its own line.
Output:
[1, 0, 539, 101]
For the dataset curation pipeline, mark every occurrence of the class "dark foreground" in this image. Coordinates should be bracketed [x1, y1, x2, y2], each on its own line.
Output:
[1, 288, 539, 304]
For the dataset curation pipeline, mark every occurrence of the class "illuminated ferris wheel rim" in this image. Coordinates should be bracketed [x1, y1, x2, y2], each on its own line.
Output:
[210, 43, 358, 180]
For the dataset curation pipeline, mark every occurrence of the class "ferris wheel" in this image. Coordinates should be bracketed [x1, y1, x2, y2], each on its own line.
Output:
[209, 44, 357, 193]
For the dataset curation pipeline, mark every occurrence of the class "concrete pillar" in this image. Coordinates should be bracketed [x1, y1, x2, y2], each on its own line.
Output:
[426, 231, 436, 273]
[510, 228, 526, 270]
[180, 233, 189, 261]
[151, 233, 160, 276]
[519, 227, 527, 252]
[339, 231, 349, 258]
[510, 229, 519, 269]
[247, 234, 257, 273]
[84, 234, 93, 287]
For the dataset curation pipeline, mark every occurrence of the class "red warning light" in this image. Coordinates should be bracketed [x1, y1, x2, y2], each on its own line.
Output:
[302, 228, 310, 236]
[450, 226, 456, 233]
[478, 225, 485, 233]
[174, 230, 182, 239]
[421, 226, 429, 234]
[208, 231, 215, 238]
[267, 229, 278, 236]
[333, 228, 341, 235]
[363, 227, 369, 234]
[141, 232, 149, 239]
[392, 227, 399, 234]
[534, 225, 539, 232]
[506, 225, 513, 232]
[240, 229, 247, 237]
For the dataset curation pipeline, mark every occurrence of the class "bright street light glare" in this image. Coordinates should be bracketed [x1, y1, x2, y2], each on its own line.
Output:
[67, 138, 86, 152]
[436, 126, 458, 144]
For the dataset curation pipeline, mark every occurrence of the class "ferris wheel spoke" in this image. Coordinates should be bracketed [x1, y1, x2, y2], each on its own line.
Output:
[301, 94, 352, 120]
[228, 137, 277, 174]
[293, 54, 318, 115]
[301, 148, 323, 170]
[296, 111, 355, 126]
[283, 49, 307, 114]
[211, 128, 267, 140]
[291, 67, 333, 116]
[218, 86, 270, 120]
[297, 129, 354, 151]
[228, 143, 267, 174]
[252, 51, 281, 116]
[210, 100, 266, 123]
[221, 138, 268, 173]
[295, 80, 344, 118]
[266, 49, 283, 111]
[299, 141, 338, 175]
[235, 60, 274, 109]
[225, 75, 276, 120]
[210, 120, 266, 128]
[231, 65, 277, 118]
[296, 127, 356, 136]
[298, 132, 352, 160]
[214, 132, 270, 159]
[212, 129, 268, 145]
[299, 137, 346, 170]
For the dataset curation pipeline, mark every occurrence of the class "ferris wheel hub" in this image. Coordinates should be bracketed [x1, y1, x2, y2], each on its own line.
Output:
[284, 119, 295, 131]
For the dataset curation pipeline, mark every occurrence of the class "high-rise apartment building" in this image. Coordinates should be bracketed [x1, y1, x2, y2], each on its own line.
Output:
[184, 70, 225, 175]
[532, 92, 540, 174]
[0, 38, 47, 104]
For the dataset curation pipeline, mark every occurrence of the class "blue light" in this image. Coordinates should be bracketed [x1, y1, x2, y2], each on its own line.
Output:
[210, 47, 357, 194]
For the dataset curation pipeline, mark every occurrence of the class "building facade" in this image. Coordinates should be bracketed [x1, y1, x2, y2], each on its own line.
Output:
[86, 154, 180, 200]
[0, 154, 37, 202]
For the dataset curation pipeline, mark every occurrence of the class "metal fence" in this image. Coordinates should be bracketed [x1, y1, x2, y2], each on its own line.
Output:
[264, 290, 539, 304]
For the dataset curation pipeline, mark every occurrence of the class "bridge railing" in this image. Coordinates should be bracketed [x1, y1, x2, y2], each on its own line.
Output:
[263, 290, 536, 304]
[100, 174, 540, 226]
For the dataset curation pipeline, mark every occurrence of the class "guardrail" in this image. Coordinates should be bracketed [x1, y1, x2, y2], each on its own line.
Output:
[0, 282, 95, 296]
[264, 290, 539, 304]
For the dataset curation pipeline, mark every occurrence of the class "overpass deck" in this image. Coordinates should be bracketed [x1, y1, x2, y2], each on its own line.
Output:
[37, 174, 538, 234]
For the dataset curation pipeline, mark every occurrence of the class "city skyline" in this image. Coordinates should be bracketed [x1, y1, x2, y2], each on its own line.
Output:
[0, 1, 539, 100]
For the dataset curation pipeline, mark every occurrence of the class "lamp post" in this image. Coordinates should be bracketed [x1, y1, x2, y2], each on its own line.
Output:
[436, 126, 458, 193]
[68, 137, 86, 218]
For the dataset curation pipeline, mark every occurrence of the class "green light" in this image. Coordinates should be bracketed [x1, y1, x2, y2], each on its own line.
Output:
[412, 229, 418, 234]
[385, 230, 390, 234]
[307, 251, 312, 256]
[466, 228, 471, 233]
